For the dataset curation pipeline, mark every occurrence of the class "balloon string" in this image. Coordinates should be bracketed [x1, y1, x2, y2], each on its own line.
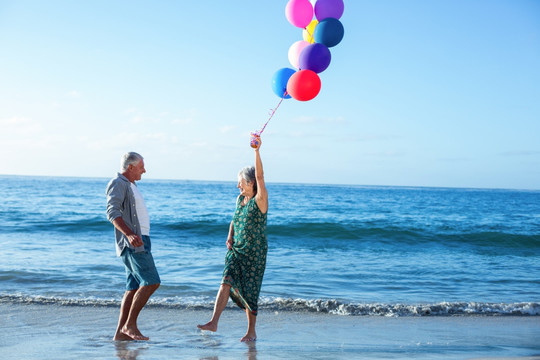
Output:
[305, 26, 314, 43]
[254, 91, 287, 136]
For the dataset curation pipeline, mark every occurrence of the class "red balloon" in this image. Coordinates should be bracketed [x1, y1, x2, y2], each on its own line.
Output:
[286, 70, 321, 101]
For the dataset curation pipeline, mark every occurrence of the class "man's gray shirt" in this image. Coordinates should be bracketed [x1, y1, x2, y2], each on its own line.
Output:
[106, 173, 143, 256]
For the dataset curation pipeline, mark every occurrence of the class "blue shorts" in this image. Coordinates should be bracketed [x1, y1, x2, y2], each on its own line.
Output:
[120, 235, 161, 291]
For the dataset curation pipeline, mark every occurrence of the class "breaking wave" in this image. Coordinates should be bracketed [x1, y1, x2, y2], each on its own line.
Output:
[1, 294, 538, 317]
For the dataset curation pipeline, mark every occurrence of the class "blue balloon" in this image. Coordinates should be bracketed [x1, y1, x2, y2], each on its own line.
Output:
[299, 43, 331, 74]
[271, 68, 295, 98]
[314, 18, 344, 48]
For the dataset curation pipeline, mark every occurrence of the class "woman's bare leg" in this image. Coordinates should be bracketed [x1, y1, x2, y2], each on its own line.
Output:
[240, 309, 257, 342]
[197, 284, 231, 331]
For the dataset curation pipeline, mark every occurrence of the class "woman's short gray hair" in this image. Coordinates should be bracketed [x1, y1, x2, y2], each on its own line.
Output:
[120, 152, 144, 172]
[238, 165, 257, 193]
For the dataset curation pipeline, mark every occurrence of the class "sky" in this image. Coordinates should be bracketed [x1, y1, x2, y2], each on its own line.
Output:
[1, 0, 539, 189]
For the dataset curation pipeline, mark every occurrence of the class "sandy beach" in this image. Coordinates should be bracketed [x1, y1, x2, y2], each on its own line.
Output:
[0, 303, 538, 359]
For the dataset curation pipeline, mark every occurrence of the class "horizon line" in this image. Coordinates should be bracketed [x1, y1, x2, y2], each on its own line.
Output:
[1, 173, 538, 192]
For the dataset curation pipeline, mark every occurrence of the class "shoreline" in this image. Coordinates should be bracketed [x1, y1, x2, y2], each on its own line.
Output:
[1, 303, 539, 359]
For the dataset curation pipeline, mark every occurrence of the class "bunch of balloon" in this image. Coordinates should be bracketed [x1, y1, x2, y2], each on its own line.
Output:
[252, 0, 344, 147]
[272, 0, 345, 102]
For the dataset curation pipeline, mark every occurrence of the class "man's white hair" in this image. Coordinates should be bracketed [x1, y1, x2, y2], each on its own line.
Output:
[120, 152, 143, 172]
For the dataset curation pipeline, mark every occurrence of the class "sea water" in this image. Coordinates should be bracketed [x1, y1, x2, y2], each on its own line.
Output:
[1, 175, 539, 316]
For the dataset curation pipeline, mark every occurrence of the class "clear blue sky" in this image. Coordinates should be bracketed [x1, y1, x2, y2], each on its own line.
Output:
[1, 0, 539, 189]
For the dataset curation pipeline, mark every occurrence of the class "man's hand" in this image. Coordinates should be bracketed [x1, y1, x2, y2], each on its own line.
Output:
[127, 234, 144, 248]
[112, 218, 143, 248]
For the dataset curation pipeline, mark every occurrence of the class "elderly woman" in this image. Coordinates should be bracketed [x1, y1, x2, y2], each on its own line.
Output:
[197, 140, 268, 342]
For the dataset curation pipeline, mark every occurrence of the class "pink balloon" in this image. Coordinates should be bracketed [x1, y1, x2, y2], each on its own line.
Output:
[285, 0, 314, 28]
[288, 40, 310, 69]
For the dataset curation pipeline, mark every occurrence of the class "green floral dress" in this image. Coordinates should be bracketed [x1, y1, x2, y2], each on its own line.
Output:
[222, 195, 268, 316]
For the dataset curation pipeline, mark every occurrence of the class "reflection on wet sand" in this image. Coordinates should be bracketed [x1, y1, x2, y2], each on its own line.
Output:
[198, 341, 257, 360]
[115, 342, 146, 360]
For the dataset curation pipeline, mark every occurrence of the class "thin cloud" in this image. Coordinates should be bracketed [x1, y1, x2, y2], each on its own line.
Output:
[499, 150, 540, 157]
[364, 150, 405, 157]
[220, 125, 236, 133]
[171, 117, 193, 125]
[0, 117, 29, 126]
[66, 90, 81, 98]
[437, 157, 471, 162]
[86, 132, 176, 151]
[292, 116, 316, 123]
[0, 116, 42, 133]
[123, 108, 138, 115]
[291, 115, 346, 124]
[129, 116, 160, 124]
[340, 133, 404, 142]
[191, 141, 209, 148]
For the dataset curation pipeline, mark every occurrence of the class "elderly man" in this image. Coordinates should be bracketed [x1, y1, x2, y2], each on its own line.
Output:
[106, 152, 160, 341]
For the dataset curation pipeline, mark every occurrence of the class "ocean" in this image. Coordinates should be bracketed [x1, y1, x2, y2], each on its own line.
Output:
[1, 174, 539, 317]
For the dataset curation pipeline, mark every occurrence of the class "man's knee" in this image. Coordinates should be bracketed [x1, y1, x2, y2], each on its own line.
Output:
[123, 289, 137, 299]
[144, 283, 160, 292]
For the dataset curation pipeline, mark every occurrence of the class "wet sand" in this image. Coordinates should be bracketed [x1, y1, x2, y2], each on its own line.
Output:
[0, 303, 539, 359]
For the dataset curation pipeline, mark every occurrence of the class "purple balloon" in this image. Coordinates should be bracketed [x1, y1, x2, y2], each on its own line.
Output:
[298, 43, 331, 74]
[315, 0, 344, 20]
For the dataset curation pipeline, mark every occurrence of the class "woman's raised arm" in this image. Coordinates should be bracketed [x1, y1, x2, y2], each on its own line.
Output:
[254, 141, 268, 214]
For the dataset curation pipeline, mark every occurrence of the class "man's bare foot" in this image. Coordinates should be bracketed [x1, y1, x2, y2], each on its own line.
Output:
[240, 333, 257, 342]
[121, 326, 149, 341]
[197, 321, 217, 332]
[113, 332, 134, 341]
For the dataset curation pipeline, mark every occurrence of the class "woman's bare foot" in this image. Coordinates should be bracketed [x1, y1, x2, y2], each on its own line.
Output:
[197, 321, 218, 332]
[121, 326, 149, 341]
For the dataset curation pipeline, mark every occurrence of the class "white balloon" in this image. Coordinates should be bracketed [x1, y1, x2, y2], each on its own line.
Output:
[288, 40, 310, 69]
